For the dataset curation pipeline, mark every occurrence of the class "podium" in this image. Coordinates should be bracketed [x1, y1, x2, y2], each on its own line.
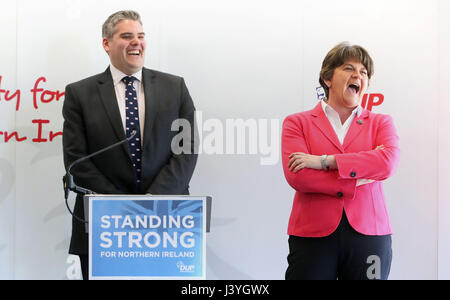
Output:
[83, 195, 211, 280]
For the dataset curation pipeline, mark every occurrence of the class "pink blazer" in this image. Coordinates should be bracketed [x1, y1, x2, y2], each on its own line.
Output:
[282, 103, 400, 237]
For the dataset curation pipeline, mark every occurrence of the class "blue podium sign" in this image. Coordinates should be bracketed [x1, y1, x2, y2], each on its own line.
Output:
[87, 195, 207, 280]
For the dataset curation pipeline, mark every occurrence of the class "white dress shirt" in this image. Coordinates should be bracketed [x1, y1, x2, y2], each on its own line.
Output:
[321, 100, 362, 145]
[109, 64, 146, 145]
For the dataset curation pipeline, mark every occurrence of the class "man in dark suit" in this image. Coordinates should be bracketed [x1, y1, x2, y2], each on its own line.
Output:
[62, 10, 198, 280]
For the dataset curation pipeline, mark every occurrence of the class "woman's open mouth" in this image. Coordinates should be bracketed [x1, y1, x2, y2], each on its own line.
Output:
[347, 83, 360, 95]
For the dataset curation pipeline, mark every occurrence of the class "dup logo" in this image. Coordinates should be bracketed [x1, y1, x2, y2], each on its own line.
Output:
[177, 261, 195, 273]
[316, 87, 385, 111]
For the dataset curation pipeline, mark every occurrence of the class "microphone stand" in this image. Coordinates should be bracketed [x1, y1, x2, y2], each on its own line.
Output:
[63, 130, 138, 224]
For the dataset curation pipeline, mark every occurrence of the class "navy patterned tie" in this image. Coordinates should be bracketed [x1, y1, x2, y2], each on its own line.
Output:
[122, 76, 142, 186]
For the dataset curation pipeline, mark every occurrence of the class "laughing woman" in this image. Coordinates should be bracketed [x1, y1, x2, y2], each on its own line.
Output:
[282, 42, 400, 280]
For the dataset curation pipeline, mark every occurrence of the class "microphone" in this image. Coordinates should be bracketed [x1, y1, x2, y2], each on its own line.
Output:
[63, 129, 138, 223]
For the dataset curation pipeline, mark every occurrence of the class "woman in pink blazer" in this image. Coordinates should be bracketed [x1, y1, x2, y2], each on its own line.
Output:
[282, 42, 400, 280]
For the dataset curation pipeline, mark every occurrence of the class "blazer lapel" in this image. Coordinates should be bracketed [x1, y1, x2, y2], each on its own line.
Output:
[310, 103, 344, 152]
[97, 67, 130, 155]
[342, 109, 369, 149]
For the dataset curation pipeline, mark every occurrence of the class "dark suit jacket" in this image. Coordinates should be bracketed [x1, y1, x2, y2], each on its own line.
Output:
[62, 67, 198, 254]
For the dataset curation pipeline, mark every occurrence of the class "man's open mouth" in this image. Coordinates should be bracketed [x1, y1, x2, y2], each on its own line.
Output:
[127, 50, 141, 56]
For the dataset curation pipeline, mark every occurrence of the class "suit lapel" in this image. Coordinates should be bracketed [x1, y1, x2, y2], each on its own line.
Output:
[310, 103, 344, 152]
[142, 68, 158, 151]
[97, 68, 130, 155]
[342, 109, 369, 149]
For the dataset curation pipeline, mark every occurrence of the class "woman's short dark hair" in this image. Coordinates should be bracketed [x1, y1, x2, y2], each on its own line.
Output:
[319, 42, 374, 99]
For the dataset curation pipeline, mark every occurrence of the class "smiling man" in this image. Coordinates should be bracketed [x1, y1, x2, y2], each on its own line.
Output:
[102, 16, 146, 75]
[62, 10, 198, 280]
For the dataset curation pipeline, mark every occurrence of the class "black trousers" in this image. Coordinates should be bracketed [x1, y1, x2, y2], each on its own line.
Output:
[79, 254, 89, 281]
[285, 212, 392, 280]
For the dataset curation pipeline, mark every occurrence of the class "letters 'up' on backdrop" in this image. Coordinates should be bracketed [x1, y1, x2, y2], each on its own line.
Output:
[0, 0, 449, 279]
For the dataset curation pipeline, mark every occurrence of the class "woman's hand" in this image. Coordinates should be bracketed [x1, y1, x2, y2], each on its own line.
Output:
[356, 179, 375, 186]
[289, 145, 384, 174]
[288, 152, 322, 172]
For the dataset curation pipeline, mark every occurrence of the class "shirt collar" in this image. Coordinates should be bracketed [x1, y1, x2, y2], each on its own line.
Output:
[109, 64, 142, 86]
[321, 100, 363, 118]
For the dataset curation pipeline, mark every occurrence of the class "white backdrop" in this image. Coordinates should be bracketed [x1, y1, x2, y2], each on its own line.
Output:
[0, 0, 449, 279]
